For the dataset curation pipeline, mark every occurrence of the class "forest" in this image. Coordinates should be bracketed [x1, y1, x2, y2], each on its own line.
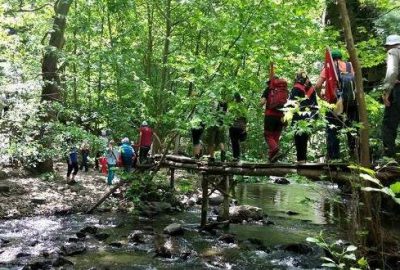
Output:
[0, 0, 400, 269]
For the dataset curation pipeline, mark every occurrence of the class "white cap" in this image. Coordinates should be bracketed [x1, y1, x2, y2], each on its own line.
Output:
[385, 34, 400, 46]
[121, 137, 129, 143]
[141, 121, 148, 126]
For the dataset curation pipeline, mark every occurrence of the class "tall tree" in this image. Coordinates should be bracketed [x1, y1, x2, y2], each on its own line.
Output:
[39, 0, 73, 172]
[41, 0, 73, 103]
[337, 0, 370, 167]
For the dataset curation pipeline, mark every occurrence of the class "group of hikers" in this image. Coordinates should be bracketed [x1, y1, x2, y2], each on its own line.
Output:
[192, 48, 353, 164]
[193, 34, 400, 164]
[66, 33, 400, 183]
[66, 121, 160, 185]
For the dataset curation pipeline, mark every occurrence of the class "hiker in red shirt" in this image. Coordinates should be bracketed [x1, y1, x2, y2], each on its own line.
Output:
[260, 77, 288, 163]
[139, 121, 161, 163]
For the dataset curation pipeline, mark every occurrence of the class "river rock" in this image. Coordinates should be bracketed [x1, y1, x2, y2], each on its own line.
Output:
[52, 256, 74, 267]
[0, 238, 10, 247]
[139, 201, 172, 217]
[229, 205, 264, 223]
[29, 240, 39, 246]
[128, 230, 145, 243]
[0, 184, 10, 193]
[80, 226, 98, 235]
[22, 260, 51, 270]
[271, 176, 290, 185]
[209, 193, 224, 206]
[240, 238, 270, 251]
[109, 242, 123, 248]
[218, 234, 235, 244]
[16, 252, 31, 258]
[31, 197, 46, 204]
[163, 223, 184, 236]
[154, 235, 172, 258]
[94, 232, 109, 241]
[280, 243, 313, 255]
[0, 170, 8, 180]
[154, 234, 193, 259]
[286, 210, 300, 216]
[61, 243, 87, 256]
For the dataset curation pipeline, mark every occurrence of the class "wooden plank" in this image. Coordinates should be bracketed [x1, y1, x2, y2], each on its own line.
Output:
[201, 174, 209, 228]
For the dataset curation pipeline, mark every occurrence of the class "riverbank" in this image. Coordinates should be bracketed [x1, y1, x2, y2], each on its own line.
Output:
[0, 163, 132, 219]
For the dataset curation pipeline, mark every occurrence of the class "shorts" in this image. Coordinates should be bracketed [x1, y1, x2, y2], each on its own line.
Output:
[205, 126, 225, 146]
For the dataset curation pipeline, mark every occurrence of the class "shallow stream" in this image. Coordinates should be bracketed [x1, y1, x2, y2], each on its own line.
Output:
[0, 180, 342, 269]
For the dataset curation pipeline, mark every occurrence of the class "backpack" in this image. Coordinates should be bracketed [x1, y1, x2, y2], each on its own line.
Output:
[267, 78, 288, 109]
[120, 144, 134, 163]
[337, 62, 356, 106]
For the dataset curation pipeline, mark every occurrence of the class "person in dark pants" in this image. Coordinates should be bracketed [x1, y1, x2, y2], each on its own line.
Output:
[67, 145, 79, 184]
[191, 123, 205, 159]
[229, 93, 247, 161]
[288, 72, 318, 163]
[382, 34, 400, 158]
[205, 101, 228, 162]
[79, 142, 90, 172]
[315, 49, 359, 160]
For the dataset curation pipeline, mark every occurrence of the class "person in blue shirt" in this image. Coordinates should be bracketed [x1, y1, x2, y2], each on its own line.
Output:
[67, 145, 79, 184]
[119, 137, 135, 172]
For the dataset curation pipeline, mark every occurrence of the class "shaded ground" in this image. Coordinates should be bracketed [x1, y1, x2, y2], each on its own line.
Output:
[0, 163, 133, 219]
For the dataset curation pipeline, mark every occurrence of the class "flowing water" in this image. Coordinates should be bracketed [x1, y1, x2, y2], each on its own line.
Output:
[0, 180, 343, 269]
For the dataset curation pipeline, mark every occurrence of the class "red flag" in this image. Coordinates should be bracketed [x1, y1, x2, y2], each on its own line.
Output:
[324, 48, 338, 103]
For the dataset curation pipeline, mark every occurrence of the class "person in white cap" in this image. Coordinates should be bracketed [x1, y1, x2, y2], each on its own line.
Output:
[382, 34, 400, 158]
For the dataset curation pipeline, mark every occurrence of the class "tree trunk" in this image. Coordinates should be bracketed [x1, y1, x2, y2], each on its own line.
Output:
[41, 0, 73, 103]
[86, 1, 92, 112]
[145, 0, 154, 81]
[337, 0, 380, 252]
[336, 0, 370, 167]
[38, 0, 73, 173]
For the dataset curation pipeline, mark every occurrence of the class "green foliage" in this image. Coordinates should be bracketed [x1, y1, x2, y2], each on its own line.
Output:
[306, 232, 369, 269]
[286, 173, 312, 184]
[0, 0, 399, 167]
[389, 182, 400, 197]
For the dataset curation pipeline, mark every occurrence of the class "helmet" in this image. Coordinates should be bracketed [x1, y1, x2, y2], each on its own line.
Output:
[385, 34, 400, 46]
[121, 137, 130, 143]
[331, 49, 342, 60]
[141, 121, 148, 126]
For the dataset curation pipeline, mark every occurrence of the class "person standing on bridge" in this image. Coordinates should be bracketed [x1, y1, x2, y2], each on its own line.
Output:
[260, 67, 288, 163]
[205, 99, 228, 162]
[138, 121, 161, 164]
[229, 92, 247, 161]
[288, 72, 318, 163]
[381, 34, 400, 159]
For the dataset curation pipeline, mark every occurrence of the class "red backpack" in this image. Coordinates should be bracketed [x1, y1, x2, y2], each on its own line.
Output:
[267, 78, 288, 109]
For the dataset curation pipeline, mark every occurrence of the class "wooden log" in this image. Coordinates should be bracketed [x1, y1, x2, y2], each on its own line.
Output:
[87, 178, 126, 214]
[170, 168, 175, 190]
[160, 160, 352, 184]
[222, 175, 230, 221]
[201, 174, 209, 228]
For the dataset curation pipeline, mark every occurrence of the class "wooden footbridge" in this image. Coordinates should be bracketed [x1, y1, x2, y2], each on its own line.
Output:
[89, 154, 400, 228]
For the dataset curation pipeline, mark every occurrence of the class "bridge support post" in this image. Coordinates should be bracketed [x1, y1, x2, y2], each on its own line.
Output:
[169, 168, 175, 190]
[201, 173, 209, 228]
[222, 175, 230, 221]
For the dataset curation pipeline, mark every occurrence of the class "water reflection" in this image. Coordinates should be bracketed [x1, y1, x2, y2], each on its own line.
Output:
[235, 181, 339, 225]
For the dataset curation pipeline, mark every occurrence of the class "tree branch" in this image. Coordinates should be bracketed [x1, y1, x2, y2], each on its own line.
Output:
[4, 3, 52, 15]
